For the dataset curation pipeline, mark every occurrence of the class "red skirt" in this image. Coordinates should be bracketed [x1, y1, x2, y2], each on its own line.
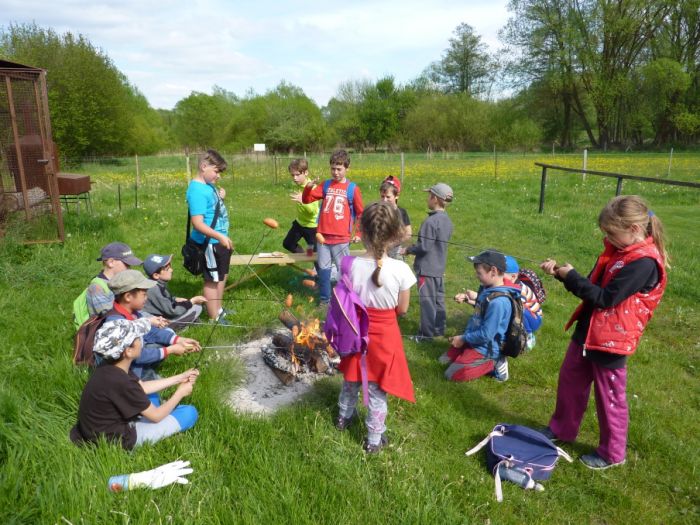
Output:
[338, 307, 415, 403]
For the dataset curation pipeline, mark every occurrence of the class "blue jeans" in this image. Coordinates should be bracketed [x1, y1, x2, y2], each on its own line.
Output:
[316, 242, 350, 302]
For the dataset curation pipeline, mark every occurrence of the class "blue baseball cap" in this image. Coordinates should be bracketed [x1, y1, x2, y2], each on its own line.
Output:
[505, 256, 519, 274]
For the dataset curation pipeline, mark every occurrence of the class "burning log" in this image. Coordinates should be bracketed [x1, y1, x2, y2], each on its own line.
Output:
[278, 310, 301, 331]
[262, 315, 339, 385]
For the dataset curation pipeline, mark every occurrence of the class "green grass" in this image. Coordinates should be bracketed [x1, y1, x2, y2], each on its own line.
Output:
[1, 153, 698, 524]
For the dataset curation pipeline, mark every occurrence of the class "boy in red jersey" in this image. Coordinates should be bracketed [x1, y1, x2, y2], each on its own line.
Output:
[302, 150, 364, 305]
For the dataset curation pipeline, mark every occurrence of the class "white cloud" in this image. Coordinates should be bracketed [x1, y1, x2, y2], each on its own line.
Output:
[1, 0, 511, 108]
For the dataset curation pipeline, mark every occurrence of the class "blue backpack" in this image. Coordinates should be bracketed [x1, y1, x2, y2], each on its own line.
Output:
[323, 256, 370, 404]
[466, 424, 573, 502]
[321, 180, 357, 233]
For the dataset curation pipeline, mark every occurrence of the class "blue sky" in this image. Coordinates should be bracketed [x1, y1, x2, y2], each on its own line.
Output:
[2, 0, 511, 109]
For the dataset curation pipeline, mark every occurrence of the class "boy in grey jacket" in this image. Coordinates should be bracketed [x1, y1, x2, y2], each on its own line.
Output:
[403, 183, 454, 340]
[143, 254, 206, 331]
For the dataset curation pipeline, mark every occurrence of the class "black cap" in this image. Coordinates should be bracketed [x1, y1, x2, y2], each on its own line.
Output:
[469, 250, 506, 272]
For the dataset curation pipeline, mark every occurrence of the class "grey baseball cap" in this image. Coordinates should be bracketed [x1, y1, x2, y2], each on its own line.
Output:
[143, 254, 173, 277]
[93, 318, 151, 361]
[424, 183, 454, 202]
[108, 269, 157, 295]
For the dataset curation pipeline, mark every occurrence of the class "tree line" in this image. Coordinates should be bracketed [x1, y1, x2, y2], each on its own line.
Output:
[1, 3, 698, 159]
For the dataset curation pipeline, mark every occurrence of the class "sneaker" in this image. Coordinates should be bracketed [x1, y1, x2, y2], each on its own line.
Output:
[580, 452, 625, 470]
[217, 308, 235, 321]
[539, 426, 558, 442]
[408, 334, 432, 343]
[493, 357, 509, 382]
[210, 317, 232, 326]
[334, 410, 357, 431]
[437, 352, 453, 365]
[363, 434, 389, 454]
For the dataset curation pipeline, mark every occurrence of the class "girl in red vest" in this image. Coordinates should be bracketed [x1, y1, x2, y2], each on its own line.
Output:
[335, 202, 417, 453]
[540, 195, 668, 470]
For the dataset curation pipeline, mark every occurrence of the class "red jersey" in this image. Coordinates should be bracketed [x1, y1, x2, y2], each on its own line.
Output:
[301, 179, 364, 244]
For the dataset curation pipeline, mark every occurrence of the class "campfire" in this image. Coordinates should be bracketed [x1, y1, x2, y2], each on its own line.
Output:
[262, 310, 339, 385]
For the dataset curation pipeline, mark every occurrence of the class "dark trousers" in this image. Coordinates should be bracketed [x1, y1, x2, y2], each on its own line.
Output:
[283, 220, 316, 253]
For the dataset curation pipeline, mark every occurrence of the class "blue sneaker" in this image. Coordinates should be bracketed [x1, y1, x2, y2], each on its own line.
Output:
[580, 452, 625, 470]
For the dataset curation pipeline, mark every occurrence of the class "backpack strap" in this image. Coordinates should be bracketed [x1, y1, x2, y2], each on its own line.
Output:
[465, 428, 505, 456]
[556, 447, 574, 462]
[186, 185, 221, 246]
[482, 291, 514, 357]
[340, 255, 355, 276]
[321, 180, 357, 233]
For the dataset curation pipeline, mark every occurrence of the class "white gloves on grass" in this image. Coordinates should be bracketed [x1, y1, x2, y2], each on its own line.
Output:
[108, 460, 193, 492]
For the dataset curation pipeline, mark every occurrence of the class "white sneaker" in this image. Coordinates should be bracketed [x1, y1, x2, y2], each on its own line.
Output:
[493, 357, 509, 382]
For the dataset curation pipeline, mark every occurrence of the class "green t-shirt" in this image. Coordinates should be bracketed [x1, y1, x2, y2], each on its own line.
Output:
[296, 185, 320, 228]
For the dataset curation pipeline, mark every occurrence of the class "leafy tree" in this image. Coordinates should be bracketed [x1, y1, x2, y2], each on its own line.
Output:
[171, 90, 234, 149]
[325, 79, 372, 149]
[426, 23, 494, 97]
[0, 23, 163, 159]
[261, 82, 327, 153]
[638, 58, 691, 144]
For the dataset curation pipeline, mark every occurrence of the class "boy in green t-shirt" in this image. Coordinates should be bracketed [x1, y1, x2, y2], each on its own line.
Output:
[283, 158, 320, 254]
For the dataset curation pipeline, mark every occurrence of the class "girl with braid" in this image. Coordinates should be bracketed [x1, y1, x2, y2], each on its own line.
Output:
[334, 202, 417, 453]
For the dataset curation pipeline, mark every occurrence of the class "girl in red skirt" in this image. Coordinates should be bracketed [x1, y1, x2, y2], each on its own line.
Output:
[335, 202, 417, 453]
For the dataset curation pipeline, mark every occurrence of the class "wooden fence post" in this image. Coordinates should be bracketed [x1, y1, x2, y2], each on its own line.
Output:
[538, 166, 547, 214]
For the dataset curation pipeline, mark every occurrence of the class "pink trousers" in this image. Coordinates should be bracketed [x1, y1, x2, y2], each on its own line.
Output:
[549, 340, 628, 464]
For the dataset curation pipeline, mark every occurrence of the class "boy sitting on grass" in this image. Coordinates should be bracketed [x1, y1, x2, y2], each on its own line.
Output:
[72, 242, 142, 330]
[104, 270, 201, 380]
[143, 254, 207, 332]
[70, 318, 199, 450]
[440, 250, 516, 382]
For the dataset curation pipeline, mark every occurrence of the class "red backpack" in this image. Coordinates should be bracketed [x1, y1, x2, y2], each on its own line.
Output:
[517, 268, 546, 304]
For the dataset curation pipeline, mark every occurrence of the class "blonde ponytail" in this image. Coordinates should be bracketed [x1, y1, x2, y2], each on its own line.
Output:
[599, 195, 670, 268]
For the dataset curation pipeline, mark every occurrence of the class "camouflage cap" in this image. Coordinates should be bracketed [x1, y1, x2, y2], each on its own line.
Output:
[93, 318, 151, 361]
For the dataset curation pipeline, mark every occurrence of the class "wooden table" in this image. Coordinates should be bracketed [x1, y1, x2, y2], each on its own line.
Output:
[225, 250, 366, 291]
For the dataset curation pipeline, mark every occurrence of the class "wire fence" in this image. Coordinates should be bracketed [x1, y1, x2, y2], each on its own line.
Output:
[58, 149, 700, 188]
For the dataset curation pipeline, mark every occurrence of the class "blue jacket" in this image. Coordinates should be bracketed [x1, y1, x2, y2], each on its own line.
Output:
[105, 308, 177, 366]
[463, 285, 515, 359]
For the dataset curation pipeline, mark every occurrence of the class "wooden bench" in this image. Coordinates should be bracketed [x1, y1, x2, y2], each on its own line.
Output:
[225, 249, 366, 291]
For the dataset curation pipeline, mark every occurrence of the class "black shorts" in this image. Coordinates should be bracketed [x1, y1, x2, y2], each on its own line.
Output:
[203, 243, 232, 282]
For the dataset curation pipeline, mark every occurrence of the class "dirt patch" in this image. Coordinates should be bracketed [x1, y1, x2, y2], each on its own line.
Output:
[227, 335, 334, 415]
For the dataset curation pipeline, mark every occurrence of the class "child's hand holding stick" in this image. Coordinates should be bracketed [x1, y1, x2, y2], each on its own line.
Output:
[540, 259, 573, 279]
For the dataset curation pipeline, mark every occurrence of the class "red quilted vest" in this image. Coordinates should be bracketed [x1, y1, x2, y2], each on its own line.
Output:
[565, 237, 667, 356]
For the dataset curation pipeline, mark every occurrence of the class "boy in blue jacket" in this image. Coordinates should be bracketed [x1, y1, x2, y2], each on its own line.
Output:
[103, 270, 201, 380]
[439, 250, 516, 382]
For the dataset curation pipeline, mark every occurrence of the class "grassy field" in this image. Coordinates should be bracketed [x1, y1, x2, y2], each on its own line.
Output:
[0, 153, 698, 524]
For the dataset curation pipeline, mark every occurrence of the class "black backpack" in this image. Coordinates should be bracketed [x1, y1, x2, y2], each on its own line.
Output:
[484, 290, 528, 358]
